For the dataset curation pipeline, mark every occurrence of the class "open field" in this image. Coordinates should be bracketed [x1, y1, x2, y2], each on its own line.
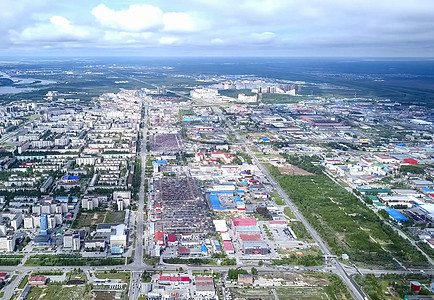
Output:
[230, 272, 351, 300]
[66, 270, 87, 282]
[230, 286, 329, 300]
[218, 89, 254, 99]
[95, 271, 130, 283]
[278, 164, 314, 176]
[95, 291, 118, 300]
[268, 165, 428, 268]
[261, 93, 302, 104]
[355, 273, 434, 299]
[104, 211, 126, 223]
[26, 285, 93, 300]
[72, 211, 105, 229]
[273, 246, 324, 267]
[289, 221, 314, 243]
[72, 210, 125, 229]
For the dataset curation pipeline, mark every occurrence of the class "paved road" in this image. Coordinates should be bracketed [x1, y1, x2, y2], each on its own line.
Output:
[2, 262, 434, 276]
[129, 103, 148, 300]
[1, 271, 26, 300]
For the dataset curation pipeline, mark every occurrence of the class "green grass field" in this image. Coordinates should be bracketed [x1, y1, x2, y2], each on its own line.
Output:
[25, 285, 94, 300]
[268, 165, 428, 268]
[18, 275, 29, 289]
[94, 271, 130, 283]
[72, 210, 125, 229]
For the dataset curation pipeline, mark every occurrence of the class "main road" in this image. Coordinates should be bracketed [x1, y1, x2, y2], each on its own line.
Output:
[129, 102, 149, 300]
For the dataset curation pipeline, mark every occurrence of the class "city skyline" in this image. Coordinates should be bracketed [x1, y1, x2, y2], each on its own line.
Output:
[1, 0, 434, 57]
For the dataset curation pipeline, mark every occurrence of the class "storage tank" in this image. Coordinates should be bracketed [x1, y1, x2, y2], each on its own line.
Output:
[410, 281, 421, 291]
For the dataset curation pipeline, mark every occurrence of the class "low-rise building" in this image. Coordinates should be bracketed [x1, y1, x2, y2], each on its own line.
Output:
[238, 274, 253, 285]
[28, 276, 47, 286]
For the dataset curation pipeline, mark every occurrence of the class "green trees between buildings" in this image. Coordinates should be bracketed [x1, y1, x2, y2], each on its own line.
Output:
[283, 154, 324, 175]
[400, 164, 426, 175]
[356, 273, 433, 300]
[227, 269, 248, 280]
[25, 255, 124, 266]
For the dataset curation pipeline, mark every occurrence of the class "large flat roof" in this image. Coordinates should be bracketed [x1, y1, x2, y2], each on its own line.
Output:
[385, 209, 409, 222]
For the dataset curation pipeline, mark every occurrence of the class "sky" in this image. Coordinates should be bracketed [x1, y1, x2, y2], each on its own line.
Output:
[1, 0, 434, 57]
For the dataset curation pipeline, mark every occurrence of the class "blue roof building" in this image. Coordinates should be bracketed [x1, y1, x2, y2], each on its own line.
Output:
[40, 214, 48, 235]
[111, 244, 124, 254]
[385, 209, 409, 223]
[209, 194, 228, 210]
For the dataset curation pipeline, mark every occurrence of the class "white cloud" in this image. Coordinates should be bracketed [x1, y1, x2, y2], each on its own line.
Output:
[10, 16, 92, 43]
[2, 0, 434, 56]
[102, 31, 153, 44]
[92, 4, 199, 33]
[163, 12, 195, 32]
[92, 4, 164, 32]
[49, 16, 71, 29]
[159, 36, 180, 45]
[210, 38, 224, 44]
[250, 32, 275, 43]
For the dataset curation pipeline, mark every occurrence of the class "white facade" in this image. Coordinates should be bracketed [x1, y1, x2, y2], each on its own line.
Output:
[24, 216, 34, 229]
[0, 235, 16, 252]
[76, 156, 96, 166]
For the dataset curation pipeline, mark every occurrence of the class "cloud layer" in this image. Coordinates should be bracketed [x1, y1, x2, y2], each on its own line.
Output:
[2, 0, 434, 56]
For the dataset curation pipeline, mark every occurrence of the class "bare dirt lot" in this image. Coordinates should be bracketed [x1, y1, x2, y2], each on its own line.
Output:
[278, 164, 314, 176]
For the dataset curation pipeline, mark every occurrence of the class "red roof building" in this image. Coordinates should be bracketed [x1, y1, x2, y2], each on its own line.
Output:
[223, 241, 234, 254]
[167, 234, 177, 245]
[233, 218, 257, 227]
[361, 158, 373, 165]
[268, 220, 287, 228]
[403, 158, 418, 165]
[170, 276, 190, 282]
[159, 275, 190, 285]
[178, 246, 191, 255]
[195, 276, 213, 285]
[0, 273, 7, 280]
[159, 276, 171, 284]
[154, 231, 166, 246]
[28, 276, 47, 286]
[374, 154, 398, 163]
[239, 233, 262, 241]
[268, 220, 287, 225]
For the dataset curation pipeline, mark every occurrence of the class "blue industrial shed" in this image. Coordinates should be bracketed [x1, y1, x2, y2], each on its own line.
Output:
[385, 209, 409, 222]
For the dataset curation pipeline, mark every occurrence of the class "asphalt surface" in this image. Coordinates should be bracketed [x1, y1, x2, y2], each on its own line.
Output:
[129, 106, 148, 300]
